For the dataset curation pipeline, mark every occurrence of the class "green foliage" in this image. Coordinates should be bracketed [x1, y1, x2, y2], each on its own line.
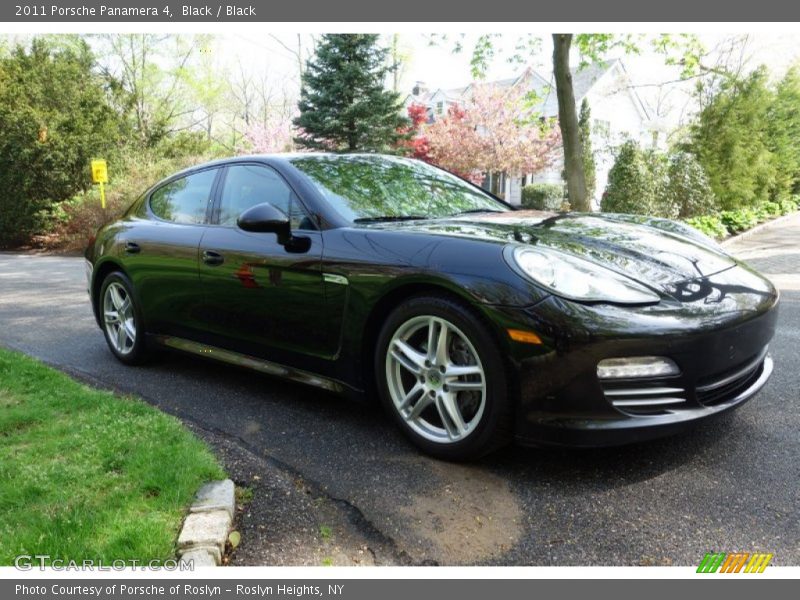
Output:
[780, 196, 799, 214]
[767, 66, 800, 199]
[760, 200, 782, 217]
[578, 99, 596, 200]
[155, 131, 213, 160]
[521, 183, 564, 210]
[686, 199, 797, 240]
[686, 67, 777, 210]
[294, 34, 409, 152]
[665, 152, 716, 218]
[720, 208, 759, 234]
[601, 141, 674, 217]
[0, 38, 124, 247]
[684, 215, 728, 240]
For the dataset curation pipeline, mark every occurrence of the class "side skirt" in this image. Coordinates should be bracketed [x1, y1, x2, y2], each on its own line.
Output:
[149, 334, 351, 394]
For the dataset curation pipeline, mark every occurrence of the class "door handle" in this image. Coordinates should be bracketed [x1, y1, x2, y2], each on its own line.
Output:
[124, 242, 141, 254]
[202, 249, 224, 266]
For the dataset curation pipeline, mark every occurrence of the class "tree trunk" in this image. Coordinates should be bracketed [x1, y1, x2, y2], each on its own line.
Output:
[553, 34, 589, 211]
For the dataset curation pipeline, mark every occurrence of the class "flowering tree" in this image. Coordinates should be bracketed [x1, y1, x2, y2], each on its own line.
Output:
[244, 116, 295, 153]
[419, 84, 561, 183]
[400, 103, 433, 162]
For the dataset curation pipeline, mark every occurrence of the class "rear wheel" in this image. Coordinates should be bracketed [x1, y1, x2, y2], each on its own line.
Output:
[376, 295, 512, 460]
[99, 272, 149, 365]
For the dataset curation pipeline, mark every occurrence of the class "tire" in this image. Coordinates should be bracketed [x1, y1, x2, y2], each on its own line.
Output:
[98, 271, 149, 365]
[375, 294, 512, 460]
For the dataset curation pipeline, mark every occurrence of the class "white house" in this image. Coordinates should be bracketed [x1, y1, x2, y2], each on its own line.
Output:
[406, 60, 662, 207]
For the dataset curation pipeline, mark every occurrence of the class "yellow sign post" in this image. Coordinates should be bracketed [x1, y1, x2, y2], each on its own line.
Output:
[91, 159, 108, 209]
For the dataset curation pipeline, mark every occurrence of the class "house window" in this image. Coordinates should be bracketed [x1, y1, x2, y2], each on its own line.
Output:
[436, 101, 444, 115]
[593, 119, 611, 138]
[482, 172, 505, 198]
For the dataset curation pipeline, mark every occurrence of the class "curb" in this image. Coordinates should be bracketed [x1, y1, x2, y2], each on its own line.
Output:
[177, 479, 235, 566]
[721, 212, 798, 248]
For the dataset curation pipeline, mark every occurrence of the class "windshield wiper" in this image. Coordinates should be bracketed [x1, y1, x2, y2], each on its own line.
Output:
[353, 215, 428, 223]
[450, 209, 506, 216]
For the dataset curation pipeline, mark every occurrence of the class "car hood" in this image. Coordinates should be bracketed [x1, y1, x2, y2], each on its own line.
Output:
[362, 211, 737, 289]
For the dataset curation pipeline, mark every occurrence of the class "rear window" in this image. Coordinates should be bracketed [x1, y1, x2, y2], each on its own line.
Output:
[149, 169, 217, 224]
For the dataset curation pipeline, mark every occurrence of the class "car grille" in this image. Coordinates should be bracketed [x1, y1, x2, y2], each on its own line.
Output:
[696, 346, 769, 407]
[601, 345, 768, 416]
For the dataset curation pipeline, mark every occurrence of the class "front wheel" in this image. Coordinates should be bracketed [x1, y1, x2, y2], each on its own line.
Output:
[99, 271, 149, 365]
[375, 295, 512, 460]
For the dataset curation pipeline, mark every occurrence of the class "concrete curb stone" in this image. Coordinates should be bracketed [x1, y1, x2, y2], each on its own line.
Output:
[176, 479, 236, 567]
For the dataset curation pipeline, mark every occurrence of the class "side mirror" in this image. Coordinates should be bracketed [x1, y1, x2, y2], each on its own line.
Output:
[237, 203, 291, 243]
[236, 202, 311, 253]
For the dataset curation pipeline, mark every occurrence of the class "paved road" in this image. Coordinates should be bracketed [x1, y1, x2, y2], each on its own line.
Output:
[1, 215, 799, 566]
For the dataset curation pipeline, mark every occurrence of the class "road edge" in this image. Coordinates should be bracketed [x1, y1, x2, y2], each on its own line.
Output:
[721, 212, 799, 248]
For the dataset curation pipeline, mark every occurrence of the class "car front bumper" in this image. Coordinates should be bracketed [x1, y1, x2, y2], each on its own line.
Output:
[515, 352, 773, 447]
[498, 265, 780, 447]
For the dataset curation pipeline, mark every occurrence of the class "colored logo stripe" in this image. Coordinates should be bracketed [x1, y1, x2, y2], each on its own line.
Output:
[697, 552, 773, 573]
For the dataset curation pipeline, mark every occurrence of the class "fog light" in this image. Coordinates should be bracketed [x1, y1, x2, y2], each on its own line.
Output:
[597, 356, 680, 379]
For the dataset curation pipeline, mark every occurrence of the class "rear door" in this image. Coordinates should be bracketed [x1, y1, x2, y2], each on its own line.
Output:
[197, 162, 336, 364]
[121, 167, 221, 338]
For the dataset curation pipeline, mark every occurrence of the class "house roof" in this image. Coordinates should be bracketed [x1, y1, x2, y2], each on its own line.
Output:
[531, 60, 625, 117]
[408, 59, 650, 121]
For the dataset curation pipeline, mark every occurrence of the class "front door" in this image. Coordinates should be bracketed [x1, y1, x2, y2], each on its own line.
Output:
[197, 163, 335, 365]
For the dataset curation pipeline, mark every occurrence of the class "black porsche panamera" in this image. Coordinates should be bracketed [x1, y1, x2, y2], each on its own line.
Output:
[85, 153, 778, 460]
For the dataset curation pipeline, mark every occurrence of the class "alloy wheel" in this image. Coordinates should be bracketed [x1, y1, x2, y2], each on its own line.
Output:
[103, 282, 136, 355]
[385, 315, 487, 444]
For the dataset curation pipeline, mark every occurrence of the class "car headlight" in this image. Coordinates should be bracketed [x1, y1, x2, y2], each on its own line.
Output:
[510, 246, 660, 304]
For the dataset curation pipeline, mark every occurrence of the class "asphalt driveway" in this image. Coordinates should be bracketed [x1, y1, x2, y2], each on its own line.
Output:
[1, 215, 798, 566]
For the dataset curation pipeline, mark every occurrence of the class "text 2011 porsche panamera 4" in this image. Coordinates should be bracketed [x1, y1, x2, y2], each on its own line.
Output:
[85, 154, 778, 460]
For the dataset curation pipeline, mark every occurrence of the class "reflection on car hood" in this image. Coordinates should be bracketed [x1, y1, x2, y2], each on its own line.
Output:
[362, 211, 737, 287]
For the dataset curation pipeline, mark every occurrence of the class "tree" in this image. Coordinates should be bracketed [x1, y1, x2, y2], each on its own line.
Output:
[578, 98, 596, 201]
[0, 37, 123, 247]
[553, 34, 588, 209]
[767, 65, 800, 199]
[293, 34, 409, 152]
[244, 117, 295, 154]
[96, 34, 202, 147]
[398, 103, 433, 162]
[420, 83, 560, 183]
[459, 33, 705, 211]
[686, 67, 776, 210]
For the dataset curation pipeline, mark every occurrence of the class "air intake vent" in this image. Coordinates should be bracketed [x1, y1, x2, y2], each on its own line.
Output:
[601, 385, 687, 416]
[696, 347, 768, 407]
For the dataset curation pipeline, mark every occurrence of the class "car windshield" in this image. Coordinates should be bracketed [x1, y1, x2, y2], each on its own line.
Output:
[289, 155, 510, 222]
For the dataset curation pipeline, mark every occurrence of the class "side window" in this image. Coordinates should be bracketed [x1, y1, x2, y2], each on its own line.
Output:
[218, 164, 314, 230]
[149, 169, 217, 224]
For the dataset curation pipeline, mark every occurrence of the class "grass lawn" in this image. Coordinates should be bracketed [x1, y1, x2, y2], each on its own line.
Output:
[0, 348, 225, 565]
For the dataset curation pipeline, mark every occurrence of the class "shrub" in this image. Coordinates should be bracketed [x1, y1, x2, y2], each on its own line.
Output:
[780, 196, 799, 214]
[754, 205, 772, 223]
[720, 208, 759, 234]
[601, 141, 675, 218]
[684, 215, 728, 240]
[665, 152, 716, 218]
[761, 200, 782, 217]
[0, 38, 124, 248]
[521, 183, 564, 210]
